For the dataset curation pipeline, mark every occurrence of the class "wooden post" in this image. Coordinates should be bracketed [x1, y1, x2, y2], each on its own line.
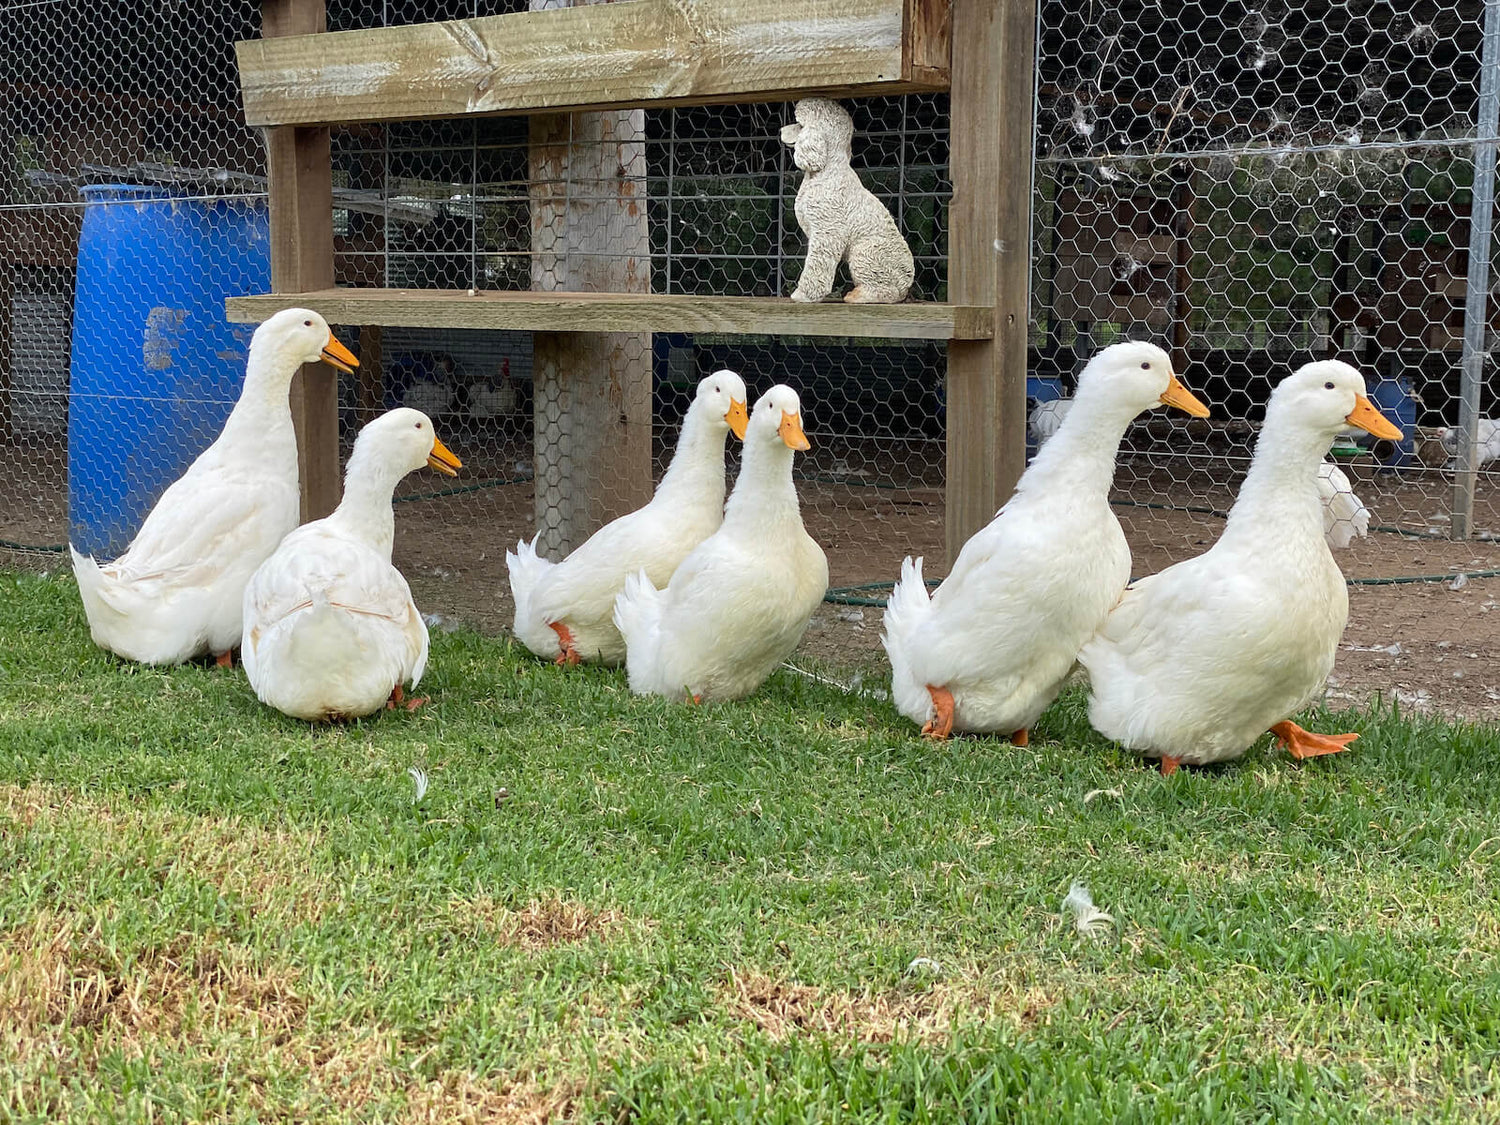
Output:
[357, 324, 383, 426]
[944, 0, 1036, 563]
[264, 0, 338, 522]
[528, 0, 652, 558]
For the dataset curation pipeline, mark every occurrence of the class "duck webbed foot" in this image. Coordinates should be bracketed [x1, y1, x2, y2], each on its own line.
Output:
[386, 684, 428, 712]
[921, 686, 955, 741]
[1270, 720, 1358, 760]
[548, 621, 581, 666]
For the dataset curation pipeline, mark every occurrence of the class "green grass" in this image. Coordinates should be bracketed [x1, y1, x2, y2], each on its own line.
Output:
[2, 568, 1499, 1123]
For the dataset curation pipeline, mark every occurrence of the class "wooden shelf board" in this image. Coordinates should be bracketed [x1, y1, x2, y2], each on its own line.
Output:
[237, 0, 951, 128]
[225, 289, 991, 341]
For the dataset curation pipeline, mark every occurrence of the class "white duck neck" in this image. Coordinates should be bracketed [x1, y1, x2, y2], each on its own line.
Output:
[722, 429, 801, 532]
[652, 402, 728, 511]
[217, 337, 299, 449]
[1222, 406, 1330, 544]
[327, 448, 406, 559]
[1018, 383, 1142, 501]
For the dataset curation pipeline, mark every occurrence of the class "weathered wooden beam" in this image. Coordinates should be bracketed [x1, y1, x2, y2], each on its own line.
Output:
[225, 289, 993, 341]
[943, 0, 1035, 566]
[356, 324, 383, 427]
[526, 0, 654, 560]
[264, 0, 338, 524]
[237, 0, 950, 128]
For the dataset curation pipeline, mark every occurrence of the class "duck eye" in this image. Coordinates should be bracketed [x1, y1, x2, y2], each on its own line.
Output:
[1324, 382, 1335, 390]
[415, 422, 422, 429]
[1140, 362, 1150, 370]
[304, 320, 312, 327]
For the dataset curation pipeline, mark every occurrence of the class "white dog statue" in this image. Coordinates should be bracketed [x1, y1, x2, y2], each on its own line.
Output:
[780, 98, 915, 304]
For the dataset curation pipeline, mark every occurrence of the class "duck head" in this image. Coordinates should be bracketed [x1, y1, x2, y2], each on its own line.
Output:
[352, 407, 463, 480]
[1078, 340, 1210, 419]
[748, 384, 811, 451]
[694, 369, 750, 440]
[1270, 361, 1404, 442]
[254, 308, 360, 375]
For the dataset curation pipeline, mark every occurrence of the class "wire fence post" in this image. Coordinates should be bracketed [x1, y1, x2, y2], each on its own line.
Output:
[1455, 0, 1500, 540]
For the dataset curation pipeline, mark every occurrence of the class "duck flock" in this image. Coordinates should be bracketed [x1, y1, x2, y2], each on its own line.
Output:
[68, 308, 1406, 775]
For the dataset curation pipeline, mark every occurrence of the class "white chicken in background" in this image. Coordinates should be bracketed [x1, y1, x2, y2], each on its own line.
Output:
[1028, 398, 1074, 446]
[1317, 461, 1371, 550]
[509, 371, 748, 666]
[402, 354, 457, 417]
[71, 309, 358, 666]
[241, 408, 462, 720]
[1438, 418, 1500, 468]
[469, 357, 518, 419]
[614, 384, 828, 703]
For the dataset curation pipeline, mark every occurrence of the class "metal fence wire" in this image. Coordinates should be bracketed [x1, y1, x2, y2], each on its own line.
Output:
[0, 0, 1496, 634]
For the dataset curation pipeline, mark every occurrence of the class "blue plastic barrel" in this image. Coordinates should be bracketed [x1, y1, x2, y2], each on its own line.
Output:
[1368, 372, 1418, 468]
[68, 185, 270, 556]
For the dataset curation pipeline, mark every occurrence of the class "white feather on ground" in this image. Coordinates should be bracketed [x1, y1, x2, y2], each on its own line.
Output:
[1317, 460, 1370, 550]
[1061, 882, 1115, 938]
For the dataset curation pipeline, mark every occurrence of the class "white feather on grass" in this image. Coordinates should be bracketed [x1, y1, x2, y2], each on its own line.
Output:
[1061, 882, 1115, 938]
[408, 766, 429, 803]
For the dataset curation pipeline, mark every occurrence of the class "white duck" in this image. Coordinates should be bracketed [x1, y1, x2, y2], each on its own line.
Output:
[507, 370, 748, 665]
[1078, 361, 1403, 774]
[241, 408, 462, 721]
[1318, 461, 1371, 549]
[613, 384, 828, 702]
[1034, 400, 1371, 552]
[71, 309, 358, 666]
[882, 342, 1209, 742]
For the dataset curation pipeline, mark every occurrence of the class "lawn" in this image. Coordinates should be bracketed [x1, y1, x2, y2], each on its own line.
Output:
[2, 568, 1499, 1123]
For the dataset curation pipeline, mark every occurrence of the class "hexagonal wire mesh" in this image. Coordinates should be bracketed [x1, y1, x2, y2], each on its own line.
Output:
[0, 0, 268, 573]
[1033, 0, 1500, 584]
[1, 0, 1497, 635]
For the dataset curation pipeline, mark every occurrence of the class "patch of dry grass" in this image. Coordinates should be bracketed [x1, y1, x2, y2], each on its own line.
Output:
[1, 782, 331, 927]
[404, 1073, 583, 1125]
[721, 966, 1053, 1045]
[449, 894, 631, 950]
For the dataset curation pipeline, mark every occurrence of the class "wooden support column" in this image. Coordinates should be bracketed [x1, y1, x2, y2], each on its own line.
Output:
[264, 0, 338, 522]
[357, 324, 383, 426]
[528, 0, 652, 559]
[944, 0, 1036, 564]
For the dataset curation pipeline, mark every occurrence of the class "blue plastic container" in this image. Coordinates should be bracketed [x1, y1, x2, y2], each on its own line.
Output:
[68, 185, 270, 556]
[1368, 372, 1418, 468]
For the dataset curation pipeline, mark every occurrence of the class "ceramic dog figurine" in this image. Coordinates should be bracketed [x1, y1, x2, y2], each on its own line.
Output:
[780, 98, 915, 304]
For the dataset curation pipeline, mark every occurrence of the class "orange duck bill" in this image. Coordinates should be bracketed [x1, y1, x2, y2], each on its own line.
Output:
[1344, 394, 1404, 441]
[427, 436, 462, 476]
[320, 333, 359, 374]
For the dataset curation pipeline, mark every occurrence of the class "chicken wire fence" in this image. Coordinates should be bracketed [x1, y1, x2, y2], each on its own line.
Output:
[0, 0, 1497, 629]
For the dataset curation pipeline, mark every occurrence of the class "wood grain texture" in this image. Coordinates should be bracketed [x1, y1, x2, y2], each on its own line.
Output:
[264, 0, 339, 524]
[237, 0, 950, 127]
[225, 289, 993, 341]
[527, 36, 654, 559]
[943, 0, 1035, 565]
